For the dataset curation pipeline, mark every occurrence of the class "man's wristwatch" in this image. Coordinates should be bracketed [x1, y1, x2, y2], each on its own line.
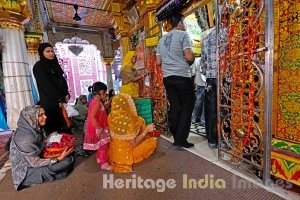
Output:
[50, 158, 58, 165]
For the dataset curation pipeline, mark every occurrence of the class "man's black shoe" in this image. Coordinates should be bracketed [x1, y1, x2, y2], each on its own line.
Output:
[173, 141, 194, 148]
[182, 142, 194, 148]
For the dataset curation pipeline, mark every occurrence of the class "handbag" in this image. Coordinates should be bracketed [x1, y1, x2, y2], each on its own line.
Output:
[60, 104, 73, 128]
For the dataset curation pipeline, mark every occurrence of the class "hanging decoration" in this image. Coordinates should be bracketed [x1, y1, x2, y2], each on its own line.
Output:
[156, 0, 191, 21]
[68, 45, 83, 56]
[63, 36, 88, 56]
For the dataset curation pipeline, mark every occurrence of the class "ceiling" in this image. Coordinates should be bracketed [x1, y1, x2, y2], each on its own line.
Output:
[45, 0, 116, 30]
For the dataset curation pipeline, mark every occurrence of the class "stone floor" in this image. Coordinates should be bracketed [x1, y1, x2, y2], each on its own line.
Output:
[0, 133, 11, 169]
[0, 126, 299, 199]
[161, 122, 300, 200]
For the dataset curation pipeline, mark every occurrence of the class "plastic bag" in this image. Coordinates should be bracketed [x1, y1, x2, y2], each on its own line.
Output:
[63, 103, 79, 117]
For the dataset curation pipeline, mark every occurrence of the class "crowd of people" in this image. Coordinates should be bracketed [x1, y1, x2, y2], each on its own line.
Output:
[8, 12, 219, 191]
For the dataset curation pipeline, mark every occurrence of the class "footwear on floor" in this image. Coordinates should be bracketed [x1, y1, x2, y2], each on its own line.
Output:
[173, 141, 194, 148]
[182, 142, 194, 148]
[101, 163, 112, 171]
[208, 143, 218, 149]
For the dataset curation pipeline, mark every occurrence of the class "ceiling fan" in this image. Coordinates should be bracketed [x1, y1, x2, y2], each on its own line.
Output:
[73, 4, 82, 21]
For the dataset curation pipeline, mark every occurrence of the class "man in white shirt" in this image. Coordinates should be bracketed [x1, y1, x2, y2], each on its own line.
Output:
[191, 57, 206, 127]
[156, 13, 195, 148]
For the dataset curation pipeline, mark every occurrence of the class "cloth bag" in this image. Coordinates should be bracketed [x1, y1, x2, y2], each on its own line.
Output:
[43, 133, 75, 158]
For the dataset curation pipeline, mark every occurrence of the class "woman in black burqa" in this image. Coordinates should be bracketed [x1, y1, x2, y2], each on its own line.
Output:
[33, 43, 69, 134]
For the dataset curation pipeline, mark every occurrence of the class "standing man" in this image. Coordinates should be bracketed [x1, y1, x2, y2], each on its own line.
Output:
[201, 26, 227, 149]
[201, 27, 218, 149]
[156, 13, 195, 148]
[191, 57, 206, 127]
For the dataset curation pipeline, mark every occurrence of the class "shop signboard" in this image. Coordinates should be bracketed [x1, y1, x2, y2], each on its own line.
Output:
[184, 13, 202, 57]
[146, 36, 159, 47]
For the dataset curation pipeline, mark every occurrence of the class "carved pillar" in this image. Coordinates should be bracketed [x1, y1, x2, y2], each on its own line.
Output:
[112, 3, 130, 59]
[0, 1, 33, 129]
[120, 37, 130, 59]
[103, 58, 114, 92]
[25, 32, 43, 103]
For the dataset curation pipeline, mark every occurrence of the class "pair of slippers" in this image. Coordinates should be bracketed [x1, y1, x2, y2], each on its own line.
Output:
[74, 146, 93, 157]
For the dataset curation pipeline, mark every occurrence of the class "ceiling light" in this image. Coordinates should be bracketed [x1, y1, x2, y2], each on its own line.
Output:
[73, 13, 82, 21]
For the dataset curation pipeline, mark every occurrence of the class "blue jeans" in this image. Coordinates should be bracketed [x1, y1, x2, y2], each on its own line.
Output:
[192, 86, 205, 124]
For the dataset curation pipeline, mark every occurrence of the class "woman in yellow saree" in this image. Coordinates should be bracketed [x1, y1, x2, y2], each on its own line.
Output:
[119, 51, 140, 98]
[108, 93, 157, 173]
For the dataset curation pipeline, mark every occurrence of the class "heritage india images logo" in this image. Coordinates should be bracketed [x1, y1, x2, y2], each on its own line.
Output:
[102, 174, 226, 192]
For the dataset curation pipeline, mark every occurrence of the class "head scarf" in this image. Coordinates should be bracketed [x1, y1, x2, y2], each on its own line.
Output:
[17, 105, 43, 132]
[120, 51, 137, 85]
[38, 43, 53, 60]
[78, 95, 87, 102]
[37, 43, 64, 75]
[108, 93, 145, 140]
[122, 51, 136, 67]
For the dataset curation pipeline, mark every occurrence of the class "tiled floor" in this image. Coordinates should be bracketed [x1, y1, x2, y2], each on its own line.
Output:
[161, 123, 299, 200]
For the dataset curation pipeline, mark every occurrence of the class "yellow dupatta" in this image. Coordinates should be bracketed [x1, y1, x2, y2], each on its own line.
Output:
[108, 93, 145, 140]
[119, 51, 139, 97]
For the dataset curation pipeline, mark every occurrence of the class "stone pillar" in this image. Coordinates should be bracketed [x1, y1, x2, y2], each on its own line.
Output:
[103, 58, 114, 92]
[25, 33, 43, 103]
[120, 37, 130, 60]
[111, 3, 130, 59]
[0, 2, 33, 129]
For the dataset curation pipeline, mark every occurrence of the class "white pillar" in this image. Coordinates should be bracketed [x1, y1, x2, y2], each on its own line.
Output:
[27, 53, 39, 98]
[103, 58, 114, 91]
[2, 28, 33, 129]
[106, 64, 114, 91]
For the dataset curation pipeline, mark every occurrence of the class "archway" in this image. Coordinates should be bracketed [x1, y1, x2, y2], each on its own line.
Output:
[54, 36, 106, 104]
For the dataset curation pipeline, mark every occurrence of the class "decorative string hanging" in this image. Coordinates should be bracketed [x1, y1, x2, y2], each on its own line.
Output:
[156, 0, 190, 21]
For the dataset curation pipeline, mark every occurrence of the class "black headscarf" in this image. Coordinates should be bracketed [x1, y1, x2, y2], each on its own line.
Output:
[37, 43, 64, 75]
[38, 43, 53, 59]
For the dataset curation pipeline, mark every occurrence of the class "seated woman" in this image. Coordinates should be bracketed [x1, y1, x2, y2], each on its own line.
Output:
[10, 105, 74, 191]
[72, 95, 88, 133]
[108, 93, 157, 173]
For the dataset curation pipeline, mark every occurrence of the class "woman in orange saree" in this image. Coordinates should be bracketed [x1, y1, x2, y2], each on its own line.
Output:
[108, 93, 157, 173]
